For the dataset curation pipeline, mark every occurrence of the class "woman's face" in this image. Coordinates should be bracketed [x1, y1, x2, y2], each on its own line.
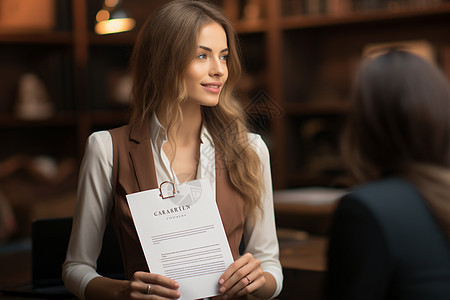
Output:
[183, 22, 229, 107]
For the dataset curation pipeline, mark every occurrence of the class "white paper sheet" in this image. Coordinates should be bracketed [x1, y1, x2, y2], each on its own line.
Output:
[126, 178, 234, 300]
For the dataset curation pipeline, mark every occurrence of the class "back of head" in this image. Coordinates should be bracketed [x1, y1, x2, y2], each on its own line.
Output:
[343, 49, 450, 181]
[342, 49, 450, 242]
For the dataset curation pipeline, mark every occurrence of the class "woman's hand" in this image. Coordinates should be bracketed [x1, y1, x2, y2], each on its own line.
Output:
[120, 271, 181, 299]
[217, 253, 265, 298]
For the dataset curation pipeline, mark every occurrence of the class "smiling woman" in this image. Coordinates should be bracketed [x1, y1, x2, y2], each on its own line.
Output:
[62, 1, 283, 300]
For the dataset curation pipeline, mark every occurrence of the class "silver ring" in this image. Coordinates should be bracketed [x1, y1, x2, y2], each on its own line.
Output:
[147, 284, 152, 294]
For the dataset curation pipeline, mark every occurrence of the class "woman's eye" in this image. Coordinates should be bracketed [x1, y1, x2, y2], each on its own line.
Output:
[197, 53, 206, 59]
[220, 54, 229, 61]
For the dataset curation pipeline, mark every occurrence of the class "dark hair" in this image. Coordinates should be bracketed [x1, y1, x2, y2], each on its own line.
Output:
[342, 49, 450, 181]
[342, 49, 450, 241]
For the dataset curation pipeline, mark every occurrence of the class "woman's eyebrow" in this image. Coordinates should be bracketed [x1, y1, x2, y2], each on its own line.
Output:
[199, 45, 229, 53]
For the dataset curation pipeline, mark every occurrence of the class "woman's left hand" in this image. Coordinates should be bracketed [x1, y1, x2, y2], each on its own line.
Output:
[218, 252, 265, 298]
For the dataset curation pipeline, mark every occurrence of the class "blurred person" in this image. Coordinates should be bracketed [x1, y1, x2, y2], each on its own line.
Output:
[62, 1, 282, 299]
[323, 49, 450, 299]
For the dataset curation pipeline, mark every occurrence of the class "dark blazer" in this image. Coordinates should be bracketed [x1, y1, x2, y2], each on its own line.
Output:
[323, 177, 450, 300]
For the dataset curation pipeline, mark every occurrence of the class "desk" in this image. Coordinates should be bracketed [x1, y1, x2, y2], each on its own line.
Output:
[0, 250, 33, 300]
[274, 187, 344, 235]
[278, 234, 328, 300]
[280, 235, 327, 272]
[0, 250, 30, 288]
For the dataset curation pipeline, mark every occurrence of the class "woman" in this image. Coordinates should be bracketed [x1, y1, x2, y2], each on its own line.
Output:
[62, 1, 282, 299]
[323, 49, 450, 299]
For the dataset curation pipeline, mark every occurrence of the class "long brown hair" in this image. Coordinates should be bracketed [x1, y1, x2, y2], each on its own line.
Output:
[129, 0, 263, 219]
[341, 49, 450, 240]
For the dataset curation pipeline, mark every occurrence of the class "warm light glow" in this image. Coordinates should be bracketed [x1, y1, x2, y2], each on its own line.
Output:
[96, 9, 110, 22]
[95, 18, 136, 35]
[105, 0, 119, 8]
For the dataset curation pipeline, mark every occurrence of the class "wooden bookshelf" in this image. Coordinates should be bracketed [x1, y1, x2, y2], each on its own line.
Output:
[226, 0, 450, 189]
[1, 0, 450, 194]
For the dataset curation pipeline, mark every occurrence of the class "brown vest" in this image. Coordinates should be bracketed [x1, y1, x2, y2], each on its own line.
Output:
[108, 123, 246, 280]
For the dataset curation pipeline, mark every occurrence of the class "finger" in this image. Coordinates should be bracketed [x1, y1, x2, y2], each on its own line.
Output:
[234, 270, 266, 297]
[223, 271, 255, 296]
[131, 272, 180, 298]
[227, 256, 260, 287]
[219, 262, 261, 295]
[149, 273, 180, 289]
[137, 272, 180, 289]
[218, 253, 253, 285]
[226, 259, 264, 296]
[140, 283, 181, 299]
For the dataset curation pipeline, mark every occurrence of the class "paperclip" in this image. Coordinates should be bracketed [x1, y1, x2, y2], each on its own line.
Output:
[159, 181, 176, 199]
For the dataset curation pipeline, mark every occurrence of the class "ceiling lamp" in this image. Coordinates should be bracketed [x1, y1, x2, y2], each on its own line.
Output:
[95, 0, 135, 35]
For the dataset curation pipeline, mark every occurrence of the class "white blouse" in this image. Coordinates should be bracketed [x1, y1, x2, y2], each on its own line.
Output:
[62, 114, 283, 299]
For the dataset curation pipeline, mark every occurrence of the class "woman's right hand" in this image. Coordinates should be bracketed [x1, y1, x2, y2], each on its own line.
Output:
[120, 271, 181, 299]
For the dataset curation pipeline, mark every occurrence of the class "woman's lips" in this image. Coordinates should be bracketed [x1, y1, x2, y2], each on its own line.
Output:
[201, 83, 222, 94]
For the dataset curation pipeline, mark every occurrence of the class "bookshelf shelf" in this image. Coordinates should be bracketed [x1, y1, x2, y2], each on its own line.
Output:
[281, 3, 450, 29]
[88, 32, 136, 46]
[0, 113, 77, 127]
[0, 32, 73, 45]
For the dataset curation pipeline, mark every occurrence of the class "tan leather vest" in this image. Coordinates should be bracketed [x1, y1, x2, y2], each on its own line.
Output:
[108, 123, 246, 281]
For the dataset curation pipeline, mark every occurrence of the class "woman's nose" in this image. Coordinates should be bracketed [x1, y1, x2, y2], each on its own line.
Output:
[209, 58, 225, 77]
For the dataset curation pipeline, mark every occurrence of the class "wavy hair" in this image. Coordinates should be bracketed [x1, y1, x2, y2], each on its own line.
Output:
[341, 49, 450, 241]
[129, 0, 263, 220]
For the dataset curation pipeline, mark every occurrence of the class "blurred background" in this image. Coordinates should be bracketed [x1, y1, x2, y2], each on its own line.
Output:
[0, 0, 449, 297]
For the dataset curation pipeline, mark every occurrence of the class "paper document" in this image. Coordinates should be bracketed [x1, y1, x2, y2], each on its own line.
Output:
[126, 178, 234, 300]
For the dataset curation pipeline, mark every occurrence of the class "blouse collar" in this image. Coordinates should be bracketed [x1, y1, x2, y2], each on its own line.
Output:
[149, 112, 214, 152]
